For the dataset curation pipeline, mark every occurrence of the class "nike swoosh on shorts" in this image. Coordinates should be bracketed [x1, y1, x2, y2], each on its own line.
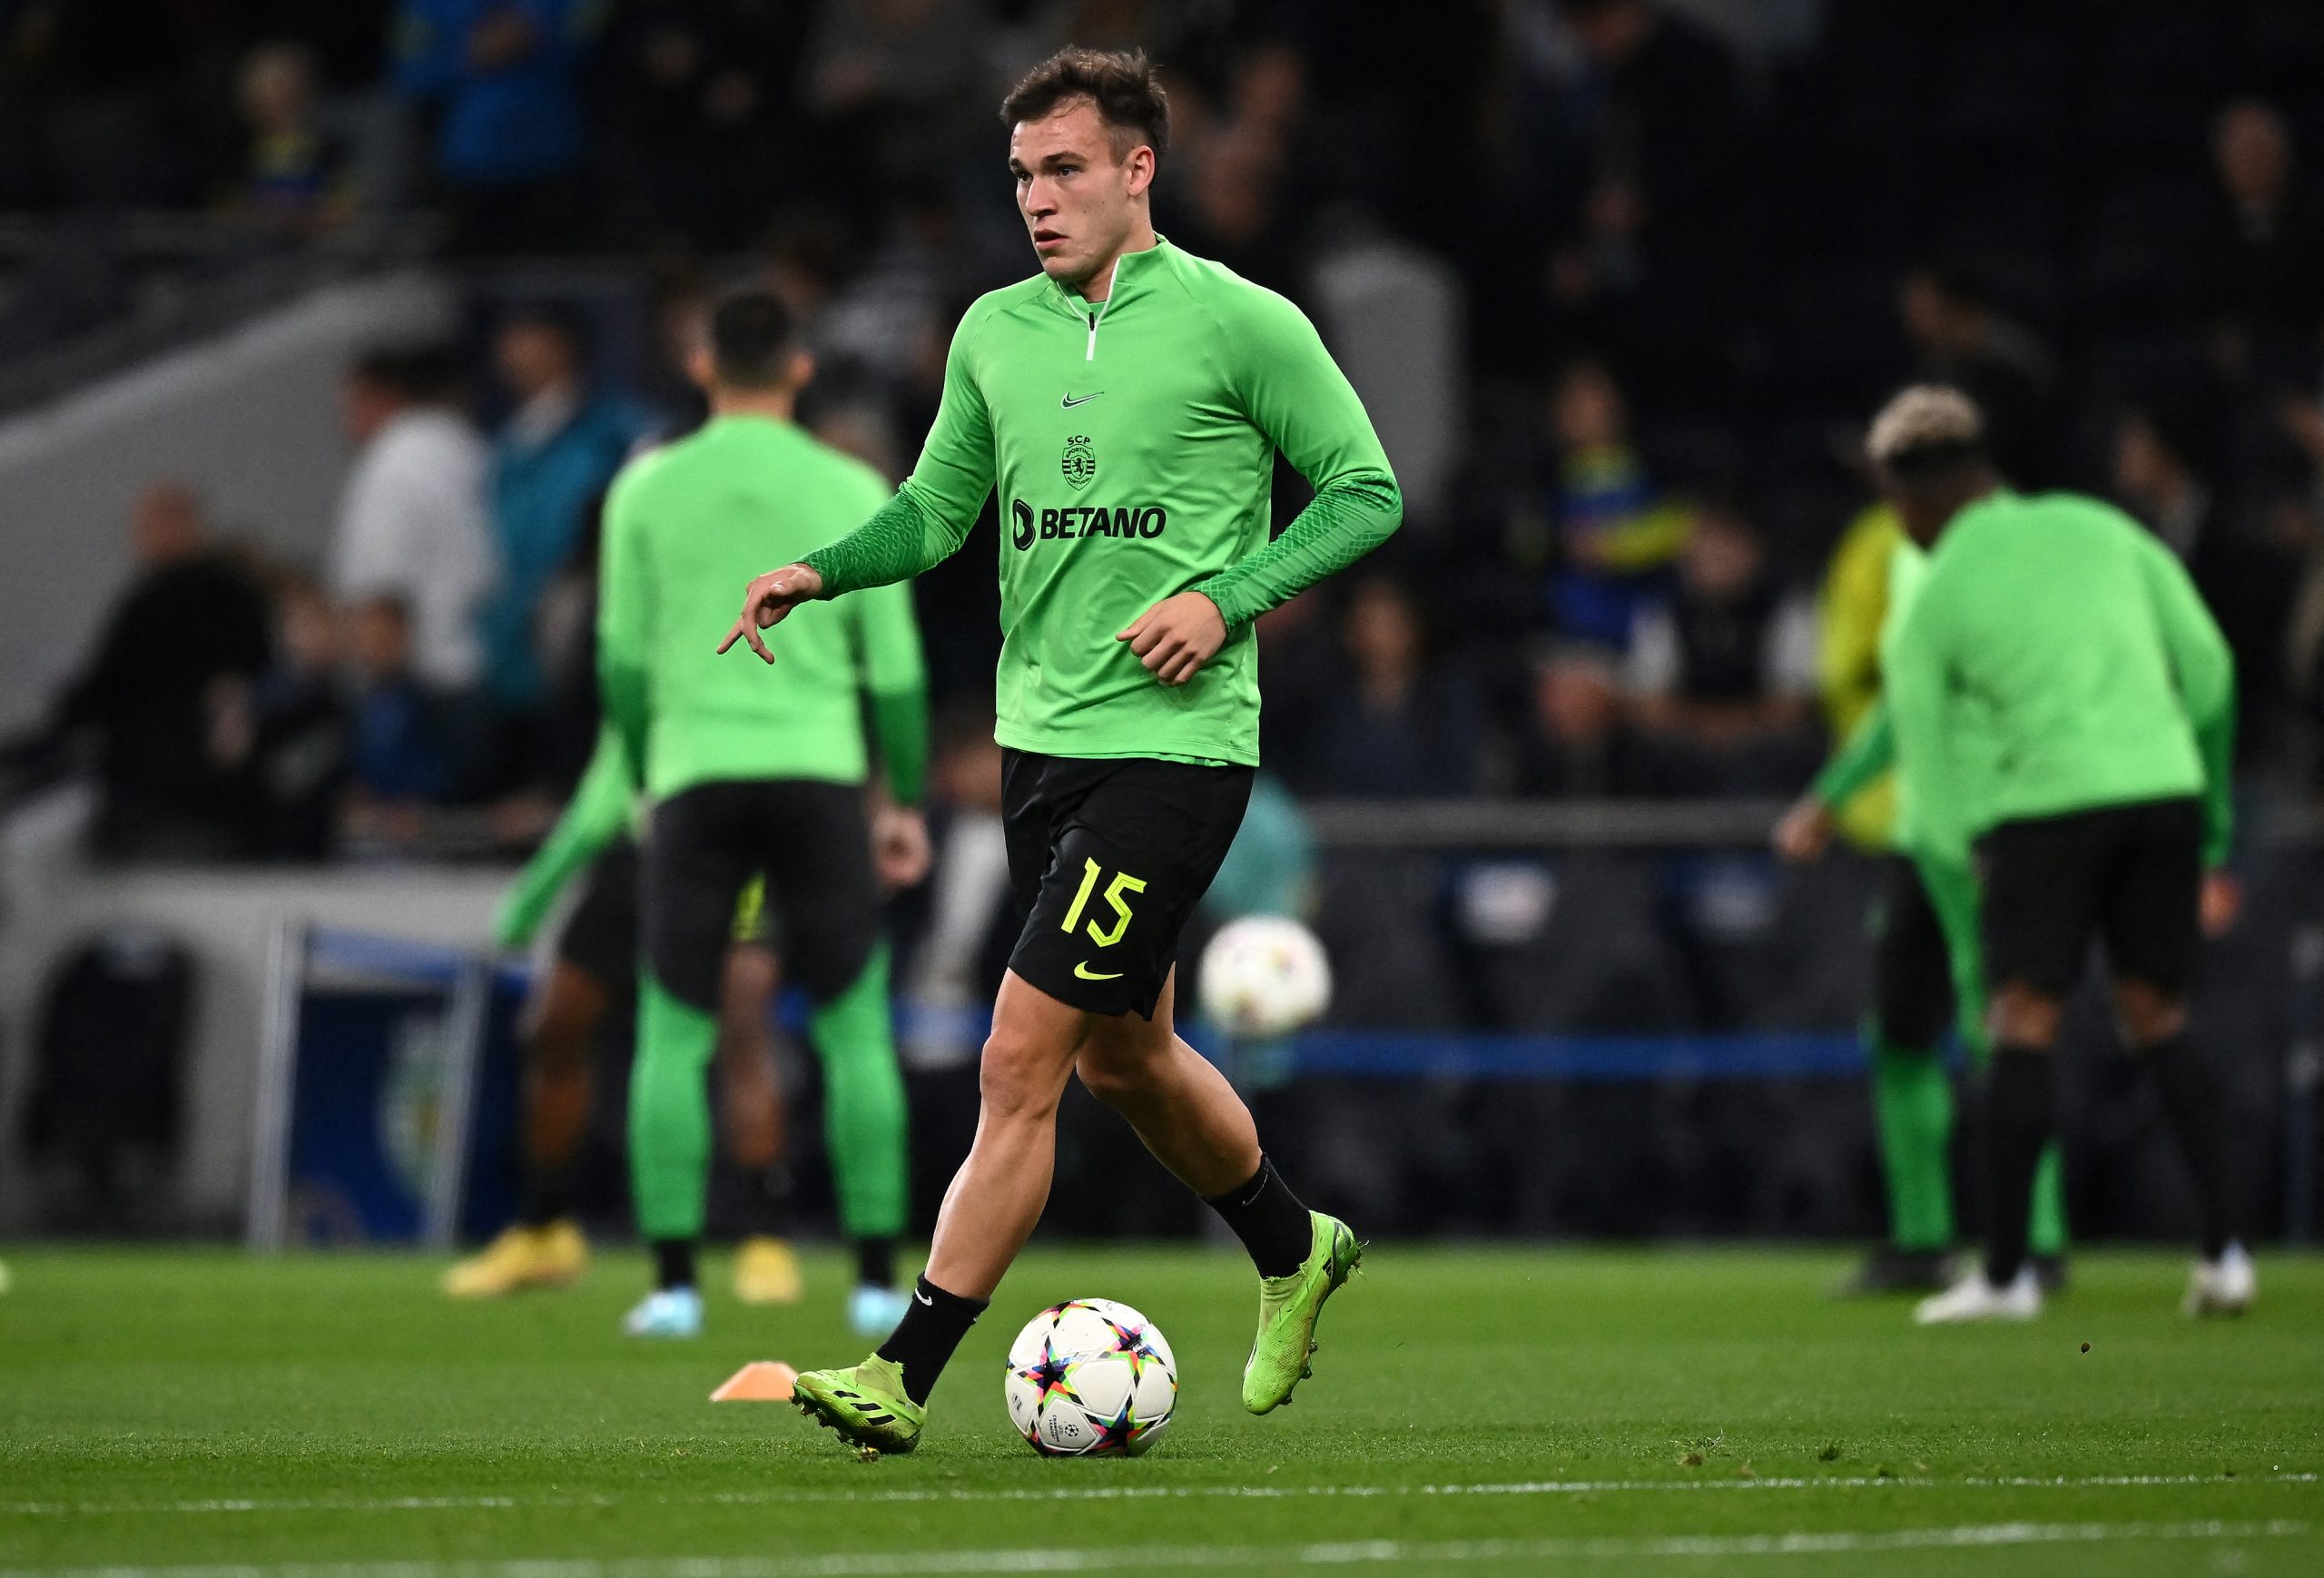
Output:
[1075, 962, 1123, 981]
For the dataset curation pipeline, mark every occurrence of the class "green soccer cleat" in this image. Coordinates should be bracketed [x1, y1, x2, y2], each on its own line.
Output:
[1242, 1211, 1362, 1415]
[790, 1355, 926, 1455]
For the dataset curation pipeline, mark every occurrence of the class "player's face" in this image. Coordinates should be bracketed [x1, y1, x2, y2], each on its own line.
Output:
[1009, 102, 1151, 288]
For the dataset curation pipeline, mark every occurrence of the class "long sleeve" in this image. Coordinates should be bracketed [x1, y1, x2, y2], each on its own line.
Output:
[494, 725, 635, 947]
[1883, 587, 1959, 843]
[596, 462, 652, 785]
[2133, 531, 2238, 864]
[803, 309, 992, 596]
[1193, 290, 1402, 627]
[852, 578, 930, 806]
[1813, 700, 1896, 809]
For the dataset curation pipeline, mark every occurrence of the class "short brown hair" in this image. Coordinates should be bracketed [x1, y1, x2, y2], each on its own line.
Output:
[1000, 46, 1169, 162]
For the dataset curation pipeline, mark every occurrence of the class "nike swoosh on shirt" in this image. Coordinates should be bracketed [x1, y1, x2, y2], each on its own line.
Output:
[1061, 391, 1105, 408]
[1074, 962, 1124, 981]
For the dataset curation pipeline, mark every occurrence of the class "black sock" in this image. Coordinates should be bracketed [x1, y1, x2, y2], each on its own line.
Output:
[876, 1276, 988, 1405]
[652, 1238, 697, 1292]
[1983, 1047, 2055, 1287]
[2140, 1031, 2236, 1259]
[855, 1235, 897, 1289]
[518, 1159, 575, 1228]
[1204, 1154, 1314, 1278]
[737, 1163, 795, 1240]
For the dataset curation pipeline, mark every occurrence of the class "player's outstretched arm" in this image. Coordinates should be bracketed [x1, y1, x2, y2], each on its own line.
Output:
[720, 562, 825, 663]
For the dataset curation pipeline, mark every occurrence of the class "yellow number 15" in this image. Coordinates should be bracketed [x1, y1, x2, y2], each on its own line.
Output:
[1060, 858, 1146, 948]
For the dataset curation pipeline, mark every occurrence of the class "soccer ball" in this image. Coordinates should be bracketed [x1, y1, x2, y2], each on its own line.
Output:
[1197, 914, 1332, 1038]
[1004, 1298, 1177, 1456]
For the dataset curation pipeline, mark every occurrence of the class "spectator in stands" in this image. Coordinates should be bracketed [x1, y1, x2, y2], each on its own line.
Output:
[1898, 261, 2058, 487]
[1512, 643, 1659, 798]
[394, 0, 602, 253]
[592, 0, 803, 247]
[330, 344, 495, 700]
[480, 307, 646, 726]
[212, 572, 355, 861]
[1623, 500, 1817, 794]
[2118, 399, 2302, 765]
[2112, 404, 2216, 559]
[2202, 100, 2324, 381]
[225, 43, 351, 234]
[800, 0, 986, 192]
[1541, 0, 1748, 411]
[44, 482, 272, 859]
[1545, 358, 1689, 649]
[345, 595, 458, 839]
[1298, 576, 1481, 797]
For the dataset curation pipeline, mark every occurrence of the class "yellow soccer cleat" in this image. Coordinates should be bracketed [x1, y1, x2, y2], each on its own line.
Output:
[441, 1221, 588, 1298]
[734, 1236, 805, 1305]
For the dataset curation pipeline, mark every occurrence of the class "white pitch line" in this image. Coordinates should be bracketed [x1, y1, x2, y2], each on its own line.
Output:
[0, 1472, 2312, 1520]
[0, 1520, 2312, 1578]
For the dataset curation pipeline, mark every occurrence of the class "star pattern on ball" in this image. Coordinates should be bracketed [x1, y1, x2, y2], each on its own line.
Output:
[1087, 1396, 1142, 1455]
[1013, 1337, 1078, 1407]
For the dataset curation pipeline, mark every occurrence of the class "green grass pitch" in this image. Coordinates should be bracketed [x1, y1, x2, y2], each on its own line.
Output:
[1, 1246, 2318, 1576]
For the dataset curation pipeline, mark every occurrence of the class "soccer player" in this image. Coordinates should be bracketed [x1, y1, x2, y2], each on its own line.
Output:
[724, 48, 1401, 1453]
[442, 731, 867, 1320]
[1857, 387, 2252, 1325]
[601, 291, 932, 1339]
[1777, 507, 2070, 1297]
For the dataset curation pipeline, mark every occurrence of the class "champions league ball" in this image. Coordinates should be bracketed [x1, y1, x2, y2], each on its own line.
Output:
[1197, 915, 1333, 1038]
[1004, 1298, 1177, 1457]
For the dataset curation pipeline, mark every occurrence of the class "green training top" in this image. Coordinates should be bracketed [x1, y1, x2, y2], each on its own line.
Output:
[601, 414, 929, 801]
[1812, 537, 1986, 861]
[1885, 489, 2235, 864]
[799, 238, 1402, 765]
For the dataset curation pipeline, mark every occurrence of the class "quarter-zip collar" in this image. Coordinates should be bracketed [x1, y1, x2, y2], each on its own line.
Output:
[1049, 236, 1174, 360]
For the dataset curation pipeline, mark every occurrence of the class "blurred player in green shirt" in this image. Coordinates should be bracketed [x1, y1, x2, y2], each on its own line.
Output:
[599, 292, 932, 1340]
[1859, 387, 2250, 1326]
[1779, 501, 2068, 1297]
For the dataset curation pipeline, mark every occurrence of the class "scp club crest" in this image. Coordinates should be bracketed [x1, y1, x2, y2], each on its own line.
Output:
[1061, 433, 1097, 490]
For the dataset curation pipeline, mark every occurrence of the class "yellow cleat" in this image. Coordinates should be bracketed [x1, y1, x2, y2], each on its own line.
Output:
[734, 1237, 805, 1305]
[441, 1221, 588, 1298]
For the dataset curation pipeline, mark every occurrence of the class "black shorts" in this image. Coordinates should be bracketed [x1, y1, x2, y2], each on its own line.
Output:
[1001, 750, 1254, 1019]
[1979, 796, 2204, 999]
[1871, 856, 1953, 1050]
[645, 779, 879, 1011]
[556, 836, 641, 988]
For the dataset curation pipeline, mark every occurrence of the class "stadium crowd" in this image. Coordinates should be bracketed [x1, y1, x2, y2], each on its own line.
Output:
[11, 0, 2324, 861]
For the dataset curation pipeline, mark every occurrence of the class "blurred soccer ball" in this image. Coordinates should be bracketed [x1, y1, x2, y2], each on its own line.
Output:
[1005, 1297, 1177, 1457]
[1197, 915, 1332, 1038]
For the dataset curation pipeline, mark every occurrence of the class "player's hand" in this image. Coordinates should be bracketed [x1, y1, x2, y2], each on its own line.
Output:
[872, 804, 932, 890]
[1772, 794, 1836, 863]
[719, 562, 824, 663]
[2200, 869, 2242, 938]
[1118, 592, 1226, 686]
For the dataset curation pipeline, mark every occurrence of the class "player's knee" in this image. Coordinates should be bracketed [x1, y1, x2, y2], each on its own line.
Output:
[979, 1024, 1068, 1122]
[1074, 1045, 1160, 1113]
[2112, 978, 2186, 1050]
[1988, 984, 2063, 1050]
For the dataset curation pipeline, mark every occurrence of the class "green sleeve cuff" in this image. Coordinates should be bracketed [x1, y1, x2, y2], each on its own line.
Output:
[869, 685, 930, 807]
[1813, 705, 1896, 809]
[1194, 470, 1401, 627]
[803, 489, 956, 597]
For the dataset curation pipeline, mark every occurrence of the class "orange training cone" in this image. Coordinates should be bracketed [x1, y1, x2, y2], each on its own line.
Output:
[711, 1360, 800, 1402]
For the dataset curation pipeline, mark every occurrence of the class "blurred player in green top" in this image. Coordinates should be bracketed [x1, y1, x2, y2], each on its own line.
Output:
[597, 291, 933, 1339]
[1777, 493, 2068, 1296]
[726, 48, 1401, 1453]
[1857, 387, 2250, 1326]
